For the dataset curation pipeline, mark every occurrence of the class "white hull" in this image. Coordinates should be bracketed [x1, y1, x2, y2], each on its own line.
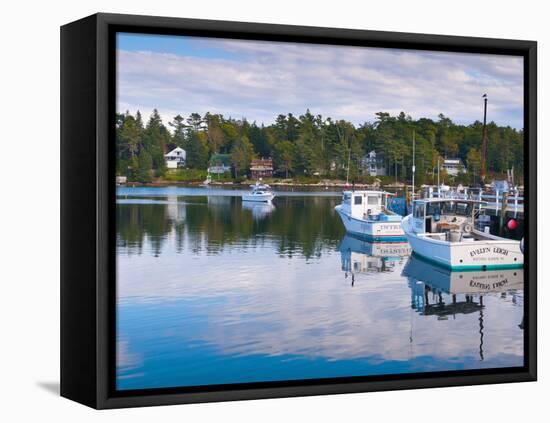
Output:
[402, 215, 523, 270]
[242, 192, 275, 202]
[335, 206, 406, 241]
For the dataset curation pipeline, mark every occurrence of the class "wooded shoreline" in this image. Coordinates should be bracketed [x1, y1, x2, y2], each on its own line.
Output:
[118, 179, 387, 189]
[116, 109, 524, 186]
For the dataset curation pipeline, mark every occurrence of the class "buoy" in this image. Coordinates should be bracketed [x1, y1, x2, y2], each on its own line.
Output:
[507, 219, 518, 230]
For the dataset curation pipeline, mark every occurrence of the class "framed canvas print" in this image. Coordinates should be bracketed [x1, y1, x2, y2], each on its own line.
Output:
[61, 13, 537, 409]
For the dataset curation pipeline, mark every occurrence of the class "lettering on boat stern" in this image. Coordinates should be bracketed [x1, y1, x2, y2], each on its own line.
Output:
[469, 246, 510, 257]
[376, 224, 401, 232]
[469, 278, 509, 291]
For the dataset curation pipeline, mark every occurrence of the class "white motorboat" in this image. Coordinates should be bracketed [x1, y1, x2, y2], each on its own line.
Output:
[242, 181, 275, 203]
[401, 198, 523, 270]
[201, 174, 212, 186]
[335, 190, 406, 241]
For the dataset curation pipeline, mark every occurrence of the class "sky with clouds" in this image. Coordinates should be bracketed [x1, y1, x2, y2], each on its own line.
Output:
[116, 33, 524, 129]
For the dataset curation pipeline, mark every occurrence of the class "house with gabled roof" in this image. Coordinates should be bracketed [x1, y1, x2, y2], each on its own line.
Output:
[165, 147, 186, 169]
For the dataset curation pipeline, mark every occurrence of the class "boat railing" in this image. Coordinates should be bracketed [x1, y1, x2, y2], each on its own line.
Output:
[476, 191, 524, 207]
[423, 233, 447, 241]
[426, 188, 524, 215]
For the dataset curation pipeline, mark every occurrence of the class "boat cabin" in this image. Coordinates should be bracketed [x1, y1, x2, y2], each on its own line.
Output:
[250, 182, 271, 193]
[340, 191, 392, 220]
[411, 198, 483, 236]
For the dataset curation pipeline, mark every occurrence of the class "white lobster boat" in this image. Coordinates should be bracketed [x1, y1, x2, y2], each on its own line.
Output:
[402, 198, 523, 270]
[334, 190, 406, 241]
[242, 181, 275, 203]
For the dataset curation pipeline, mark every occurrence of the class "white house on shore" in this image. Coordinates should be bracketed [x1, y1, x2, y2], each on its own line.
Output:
[208, 153, 232, 175]
[165, 147, 186, 169]
[441, 158, 465, 176]
[362, 151, 386, 176]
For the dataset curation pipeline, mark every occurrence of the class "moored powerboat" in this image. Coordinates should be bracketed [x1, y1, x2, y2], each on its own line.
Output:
[242, 180, 275, 203]
[401, 198, 523, 270]
[335, 190, 406, 241]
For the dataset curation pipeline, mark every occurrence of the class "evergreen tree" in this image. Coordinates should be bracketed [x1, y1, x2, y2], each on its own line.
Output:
[143, 109, 169, 176]
[185, 131, 209, 169]
[135, 150, 152, 182]
[169, 114, 187, 150]
[231, 136, 254, 178]
[273, 140, 294, 178]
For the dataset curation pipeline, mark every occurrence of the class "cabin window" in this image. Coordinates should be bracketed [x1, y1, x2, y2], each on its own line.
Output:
[426, 203, 441, 216]
[343, 193, 351, 204]
[413, 203, 425, 219]
[354, 196, 362, 205]
[442, 201, 472, 216]
[367, 196, 379, 205]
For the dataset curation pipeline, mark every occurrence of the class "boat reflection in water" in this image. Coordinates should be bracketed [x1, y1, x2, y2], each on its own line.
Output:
[403, 254, 524, 359]
[241, 200, 276, 221]
[339, 234, 411, 285]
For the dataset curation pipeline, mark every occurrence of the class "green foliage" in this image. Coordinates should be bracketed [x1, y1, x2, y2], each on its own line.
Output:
[231, 136, 254, 177]
[168, 114, 186, 150]
[163, 168, 208, 182]
[353, 174, 379, 185]
[115, 109, 524, 185]
[294, 175, 322, 185]
[118, 112, 143, 160]
[134, 150, 153, 182]
[185, 132, 209, 169]
[273, 140, 295, 178]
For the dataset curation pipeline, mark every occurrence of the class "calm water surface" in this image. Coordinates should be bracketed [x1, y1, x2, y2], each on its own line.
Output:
[116, 186, 524, 390]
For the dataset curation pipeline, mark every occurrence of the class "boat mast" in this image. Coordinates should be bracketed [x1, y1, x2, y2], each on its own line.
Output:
[346, 142, 351, 186]
[480, 94, 488, 185]
[437, 157, 440, 196]
[412, 129, 416, 203]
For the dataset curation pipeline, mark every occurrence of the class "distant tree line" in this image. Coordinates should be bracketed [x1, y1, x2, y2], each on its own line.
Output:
[116, 109, 524, 185]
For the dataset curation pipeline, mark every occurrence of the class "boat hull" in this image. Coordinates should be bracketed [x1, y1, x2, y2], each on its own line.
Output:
[335, 206, 406, 241]
[401, 215, 523, 270]
[242, 193, 275, 202]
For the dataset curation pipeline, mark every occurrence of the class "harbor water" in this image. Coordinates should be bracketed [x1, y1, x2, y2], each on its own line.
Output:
[116, 186, 524, 390]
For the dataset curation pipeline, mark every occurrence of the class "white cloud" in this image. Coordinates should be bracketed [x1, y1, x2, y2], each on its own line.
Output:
[117, 38, 524, 128]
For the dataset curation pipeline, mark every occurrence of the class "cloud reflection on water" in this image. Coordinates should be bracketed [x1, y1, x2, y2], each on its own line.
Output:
[116, 192, 524, 389]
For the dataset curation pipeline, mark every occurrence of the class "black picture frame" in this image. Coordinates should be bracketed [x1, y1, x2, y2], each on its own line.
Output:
[61, 12, 537, 409]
